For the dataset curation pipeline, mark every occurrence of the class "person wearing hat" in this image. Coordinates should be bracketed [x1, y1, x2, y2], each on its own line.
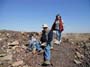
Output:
[51, 14, 64, 44]
[40, 24, 53, 66]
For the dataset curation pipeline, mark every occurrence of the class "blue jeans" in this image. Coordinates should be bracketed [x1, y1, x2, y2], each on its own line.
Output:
[37, 42, 51, 61]
[56, 30, 61, 41]
[44, 43, 51, 61]
[35, 42, 51, 61]
[35, 42, 42, 51]
[29, 41, 51, 61]
[29, 41, 42, 51]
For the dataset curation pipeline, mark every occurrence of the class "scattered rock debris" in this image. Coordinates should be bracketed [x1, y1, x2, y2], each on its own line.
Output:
[0, 30, 90, 67]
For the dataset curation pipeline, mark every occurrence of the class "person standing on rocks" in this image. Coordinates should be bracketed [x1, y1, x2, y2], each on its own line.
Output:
[40, 24, 53, 66]
[51, 14, 64, 45]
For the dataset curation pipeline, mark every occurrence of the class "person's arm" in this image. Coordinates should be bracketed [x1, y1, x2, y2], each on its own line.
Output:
[51, 22, 55, 31]
[59, 19, 64, 32]
[40, 33, 43, 43]
[62, 19, 64, 31]
[47, 31, 53, 44]
[40, 33, 47, 46]
[28, 40, 32, 48]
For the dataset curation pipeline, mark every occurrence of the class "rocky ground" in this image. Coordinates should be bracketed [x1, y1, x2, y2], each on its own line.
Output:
[0, 30, 90, 67]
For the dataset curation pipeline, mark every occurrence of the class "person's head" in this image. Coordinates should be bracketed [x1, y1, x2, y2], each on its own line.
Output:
[56, 14, 61, 20]
[35, 33, 40, 39]
[42, 24, 48, 32]
[29, 33, 39, 39]
[29, 33, 33, 40]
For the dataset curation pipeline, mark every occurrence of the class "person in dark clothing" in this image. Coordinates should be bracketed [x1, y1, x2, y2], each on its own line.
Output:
[40, 24, 53, 66]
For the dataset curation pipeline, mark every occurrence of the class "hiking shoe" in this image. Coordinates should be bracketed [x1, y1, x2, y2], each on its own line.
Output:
[42, 62, 50, 66]
[42, 60, 51, 66]
[26, 48, 32, 53]
[59, 40, 62, 44]
[50, 47, 54, 50]
[54, 40, 60, 45]
[42, 63, 50, 66]
[45, 60, 51, 64]
[32, 48, 36, 54]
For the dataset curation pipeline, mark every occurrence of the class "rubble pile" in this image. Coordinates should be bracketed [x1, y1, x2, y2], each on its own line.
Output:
[0, 30, 40, 67]
[0, 30, 90, 67]
[64, 34, 90, 67]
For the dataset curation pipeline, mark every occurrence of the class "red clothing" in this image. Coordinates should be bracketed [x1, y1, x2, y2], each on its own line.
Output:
[51, 18, 64, 32]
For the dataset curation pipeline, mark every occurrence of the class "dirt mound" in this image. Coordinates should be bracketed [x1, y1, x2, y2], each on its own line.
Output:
[0, 30, 90, 67]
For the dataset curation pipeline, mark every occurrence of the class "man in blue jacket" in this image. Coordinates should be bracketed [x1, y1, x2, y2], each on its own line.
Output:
[40, 24, 53, 66]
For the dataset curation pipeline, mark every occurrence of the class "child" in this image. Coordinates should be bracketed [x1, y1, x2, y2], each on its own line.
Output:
[28, 33, 42, 54]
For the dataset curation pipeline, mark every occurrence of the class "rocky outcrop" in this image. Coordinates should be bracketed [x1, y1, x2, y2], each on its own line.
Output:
[0, 30, 90, 67]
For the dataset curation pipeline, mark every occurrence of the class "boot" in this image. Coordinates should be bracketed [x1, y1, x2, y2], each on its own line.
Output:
[42, 60, 51, 66]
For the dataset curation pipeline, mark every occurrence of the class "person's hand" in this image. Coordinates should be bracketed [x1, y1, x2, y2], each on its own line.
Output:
[41, 42, 46, 46]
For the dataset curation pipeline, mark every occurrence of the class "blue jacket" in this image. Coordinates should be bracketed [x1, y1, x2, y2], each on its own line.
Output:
[40, 30, 53, 44]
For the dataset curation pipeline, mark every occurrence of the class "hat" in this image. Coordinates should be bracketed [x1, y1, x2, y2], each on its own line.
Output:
[42, 24, 48, 28]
